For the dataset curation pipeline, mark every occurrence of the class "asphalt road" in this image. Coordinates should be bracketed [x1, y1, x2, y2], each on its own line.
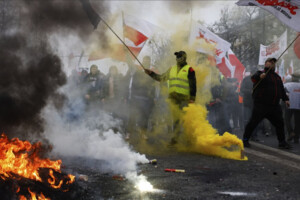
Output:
[232, 127, 300, 155]
[60, 144, 300, 200]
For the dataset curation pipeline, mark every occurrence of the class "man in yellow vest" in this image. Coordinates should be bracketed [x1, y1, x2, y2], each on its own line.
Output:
[144, 51, 196, 144]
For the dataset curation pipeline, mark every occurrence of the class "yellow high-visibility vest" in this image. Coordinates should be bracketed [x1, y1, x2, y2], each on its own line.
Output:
[169, 65, 190, 96]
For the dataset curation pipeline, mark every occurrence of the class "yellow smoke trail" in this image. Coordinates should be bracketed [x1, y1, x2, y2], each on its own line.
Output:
[177, 104, 247, 161]
[174, 61, 247, 161]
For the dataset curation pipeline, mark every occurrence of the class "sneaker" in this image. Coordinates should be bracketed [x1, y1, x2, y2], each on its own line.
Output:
[278, 142, 292, 149]
[243, 140, 251, 148]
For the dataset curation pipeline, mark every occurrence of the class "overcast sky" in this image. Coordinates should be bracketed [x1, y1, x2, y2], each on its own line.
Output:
[108, 1, 236, 27]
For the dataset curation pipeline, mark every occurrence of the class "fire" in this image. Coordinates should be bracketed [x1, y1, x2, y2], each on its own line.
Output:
[0, 133, 75, 199]
[19, 188, 51, 200]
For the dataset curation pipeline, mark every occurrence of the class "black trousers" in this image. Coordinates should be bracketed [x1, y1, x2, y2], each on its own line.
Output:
[243, 103, 285, 143]
[294, 109, 300, 140]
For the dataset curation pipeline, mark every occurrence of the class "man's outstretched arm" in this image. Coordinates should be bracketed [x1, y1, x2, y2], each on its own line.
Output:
[144, 68, 171, 82]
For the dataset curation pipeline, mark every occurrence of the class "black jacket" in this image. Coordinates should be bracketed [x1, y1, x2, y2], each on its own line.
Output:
[240, 76, 253, 108]
[251, 70, 288, 105]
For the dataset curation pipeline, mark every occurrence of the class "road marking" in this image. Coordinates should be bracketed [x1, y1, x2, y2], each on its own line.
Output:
[217, 191, 257, 197]
[245, 148, 300, 170]
[251, 142, 300, 162]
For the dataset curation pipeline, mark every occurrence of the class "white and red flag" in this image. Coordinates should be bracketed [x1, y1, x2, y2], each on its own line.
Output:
[189, 21, 231, 64]
[258, 30, 287, 65]
[122, 13, 160, 57]
[236, 0, 300, 32]
[89, 14, 161, 62]
[228, 49, 246, 83]
[216, 56, 235, 79]
[216, 49, 246, 82]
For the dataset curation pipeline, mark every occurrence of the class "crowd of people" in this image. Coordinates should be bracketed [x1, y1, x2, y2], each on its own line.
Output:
[67, 56, 162, 141]
[66, 53, 300, 149]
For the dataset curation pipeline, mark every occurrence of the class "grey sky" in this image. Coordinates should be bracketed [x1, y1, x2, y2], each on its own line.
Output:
[109, 1, 235, 27]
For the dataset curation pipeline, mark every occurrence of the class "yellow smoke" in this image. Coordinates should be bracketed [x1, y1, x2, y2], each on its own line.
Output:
[177, 104, 247, 161]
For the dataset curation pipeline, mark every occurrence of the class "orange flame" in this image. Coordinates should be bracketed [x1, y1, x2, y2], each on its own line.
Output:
[0, 133, 75, 200]
[19, 190, 51, 200]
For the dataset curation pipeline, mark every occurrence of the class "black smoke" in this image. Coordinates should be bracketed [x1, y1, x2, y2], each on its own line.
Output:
[0, 0, 107, 138]
[0, 35, 66, 136]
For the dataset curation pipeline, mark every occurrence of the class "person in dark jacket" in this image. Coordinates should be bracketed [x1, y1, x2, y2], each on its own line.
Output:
[84, 65, 105, 103]
[224, 78, 239, 130]
[240, 68, 265, 140]
[243, 58, 291, 149]
[207, 74, 231, 135]
[128, 56, 156, 134]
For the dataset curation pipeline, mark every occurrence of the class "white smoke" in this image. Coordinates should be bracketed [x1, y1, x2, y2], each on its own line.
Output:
[42, 99, 148, 175]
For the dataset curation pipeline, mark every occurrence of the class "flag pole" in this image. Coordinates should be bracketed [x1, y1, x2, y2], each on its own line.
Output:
[277, 33, 300, 61]
[252, 33, 300, 92]
[99, 16, 146, 70]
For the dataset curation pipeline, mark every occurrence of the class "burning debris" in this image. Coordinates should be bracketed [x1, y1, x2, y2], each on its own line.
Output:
[0, 133, 75, 200]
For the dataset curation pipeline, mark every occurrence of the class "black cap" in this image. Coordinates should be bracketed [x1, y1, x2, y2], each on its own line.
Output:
[174, 51, 187, 58]
[265, 57, 277, 63]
